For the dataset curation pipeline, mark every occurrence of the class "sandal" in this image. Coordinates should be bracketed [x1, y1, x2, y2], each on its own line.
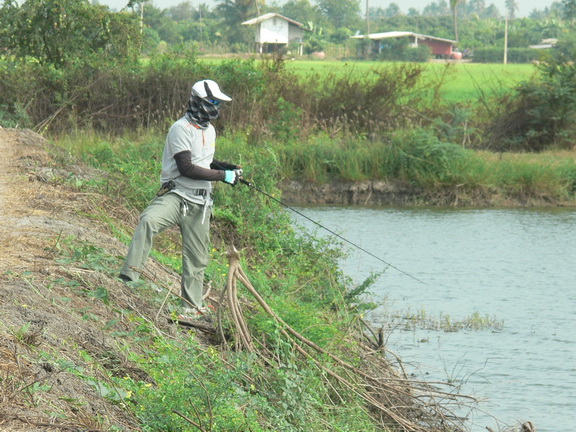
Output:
[177, 306, 213, 323]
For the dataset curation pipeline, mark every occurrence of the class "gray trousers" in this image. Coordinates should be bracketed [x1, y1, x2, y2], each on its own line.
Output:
[120, 193, 211, 308]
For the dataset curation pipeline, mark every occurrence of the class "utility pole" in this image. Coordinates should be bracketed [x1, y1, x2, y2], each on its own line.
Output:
[503, 15, 508, 64]
[140, 2, 144, 35]
[365, 0, 370, 57]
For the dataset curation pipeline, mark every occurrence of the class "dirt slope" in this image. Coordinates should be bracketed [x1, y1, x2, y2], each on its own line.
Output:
[0, 128, 182, 431]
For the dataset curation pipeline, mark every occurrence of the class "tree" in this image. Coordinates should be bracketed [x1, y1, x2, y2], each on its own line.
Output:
[316, 0, 362, 30]
[562, 0, 576, 25]
[217, 0, 262, 24]
[0, 0, 18, 50]
[423, 1, 450, 17]
[280, 0, 320, 26]
[483, 4, 501, 18]
[505, 0, 519, 19]
[384, 3, 402, 17]
[466, 0, 486, 18]
[166, 1, 196, 21]
[216, 0, 263, 46]
[2, 0, 140, 67]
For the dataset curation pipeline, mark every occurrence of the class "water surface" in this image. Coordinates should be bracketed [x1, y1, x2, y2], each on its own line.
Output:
[293, 206, 576, 432]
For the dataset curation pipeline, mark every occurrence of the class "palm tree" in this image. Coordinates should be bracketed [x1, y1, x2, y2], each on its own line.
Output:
[467, 0, 486, 18]
[563, 0, 576, 26]
[505, 0, 519, 19]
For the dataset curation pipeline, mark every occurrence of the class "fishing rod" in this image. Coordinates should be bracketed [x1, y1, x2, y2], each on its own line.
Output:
[231, 172, 426, 286]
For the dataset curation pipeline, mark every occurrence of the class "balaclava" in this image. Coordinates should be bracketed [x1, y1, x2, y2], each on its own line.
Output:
[185, 94, 221, 128]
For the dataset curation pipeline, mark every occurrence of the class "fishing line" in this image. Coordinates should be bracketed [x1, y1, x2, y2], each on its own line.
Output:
[236, 176, 427, 286]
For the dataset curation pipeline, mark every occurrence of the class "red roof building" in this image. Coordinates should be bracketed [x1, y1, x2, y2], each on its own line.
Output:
[352, 31, 459, 59]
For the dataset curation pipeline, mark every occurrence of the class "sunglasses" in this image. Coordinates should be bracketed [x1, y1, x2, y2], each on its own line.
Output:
[207, 98, 220, 106]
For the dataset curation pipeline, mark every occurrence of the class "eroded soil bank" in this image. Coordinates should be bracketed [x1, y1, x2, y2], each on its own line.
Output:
[279, 178, 576, 207]
[0, 128, 180, 431]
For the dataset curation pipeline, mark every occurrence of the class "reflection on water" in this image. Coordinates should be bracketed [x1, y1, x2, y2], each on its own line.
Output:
[292, 206, 576, 432]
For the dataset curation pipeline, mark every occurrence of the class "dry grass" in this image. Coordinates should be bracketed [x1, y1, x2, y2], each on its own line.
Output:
[0, 129, 164, 431]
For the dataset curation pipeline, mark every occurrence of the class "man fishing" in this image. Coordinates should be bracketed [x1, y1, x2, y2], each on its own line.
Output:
[119, 79, 242, 321]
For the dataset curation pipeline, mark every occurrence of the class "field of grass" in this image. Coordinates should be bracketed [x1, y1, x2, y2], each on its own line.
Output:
[199, 57, 536, 103]
[286, 60, 536, 102]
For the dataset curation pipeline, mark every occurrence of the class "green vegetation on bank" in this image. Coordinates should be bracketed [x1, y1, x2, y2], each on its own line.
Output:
[48, 129, 474, 431]
[272, 130, 576, 204]
[46, 117, 576, 431]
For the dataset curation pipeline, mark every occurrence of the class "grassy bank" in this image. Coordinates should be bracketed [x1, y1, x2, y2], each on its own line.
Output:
[46, 119, 576, 432]
[57, 127, 576, 207]
[51, 130, 477, 431]
[255, 131, 576, 206]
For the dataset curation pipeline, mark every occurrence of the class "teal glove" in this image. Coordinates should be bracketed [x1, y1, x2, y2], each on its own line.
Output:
[223, 170, 239, 186]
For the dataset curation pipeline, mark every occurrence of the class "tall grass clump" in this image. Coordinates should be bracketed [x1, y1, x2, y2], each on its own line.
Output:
[274, 128, 479, 185]
[386, 132, 576, 202]
[385, 129, 474, 185]
[482, 154, 576, 202]
[301, 62, 430, 137]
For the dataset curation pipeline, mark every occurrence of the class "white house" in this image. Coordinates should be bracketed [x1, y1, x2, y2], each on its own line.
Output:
[242, 13, 306, 55]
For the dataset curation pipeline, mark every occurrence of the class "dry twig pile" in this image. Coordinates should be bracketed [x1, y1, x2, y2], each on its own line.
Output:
[215, 247, 474, 432]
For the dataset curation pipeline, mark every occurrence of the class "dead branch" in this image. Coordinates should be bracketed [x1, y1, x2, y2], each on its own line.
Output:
[221, 246, 472, 432]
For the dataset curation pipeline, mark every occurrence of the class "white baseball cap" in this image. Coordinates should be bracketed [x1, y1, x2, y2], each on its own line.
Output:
[191, 79, 232, 102]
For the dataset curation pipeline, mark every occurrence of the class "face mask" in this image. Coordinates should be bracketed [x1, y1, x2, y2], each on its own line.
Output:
[186, 95, 221, 127]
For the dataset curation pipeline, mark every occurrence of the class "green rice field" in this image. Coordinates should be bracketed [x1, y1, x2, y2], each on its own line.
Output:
[199, 57, 536, 103]
[284, 60, 536, 103]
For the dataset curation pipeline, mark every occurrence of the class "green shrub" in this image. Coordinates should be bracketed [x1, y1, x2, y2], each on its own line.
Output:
[0, 102, 30, 128]
[484, 50, 576, 151]
[124, 339, 268, 432]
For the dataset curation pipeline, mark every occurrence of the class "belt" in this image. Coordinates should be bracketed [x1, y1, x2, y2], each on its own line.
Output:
[189, 189, 209, 197]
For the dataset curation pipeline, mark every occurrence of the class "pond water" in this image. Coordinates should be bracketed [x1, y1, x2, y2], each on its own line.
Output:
[292, 206, 576, 432]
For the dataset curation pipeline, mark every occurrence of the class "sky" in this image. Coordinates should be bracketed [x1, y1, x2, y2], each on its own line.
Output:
[96, 0, 558, 18]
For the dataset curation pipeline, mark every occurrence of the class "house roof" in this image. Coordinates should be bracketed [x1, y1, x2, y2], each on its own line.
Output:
[529, 38, 558, 49]
[351, 31, 456, 45]
[242, 13, 305, 28]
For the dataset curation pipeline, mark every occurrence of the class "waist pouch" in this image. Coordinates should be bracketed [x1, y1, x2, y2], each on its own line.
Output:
[156, 180, 176, 197]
